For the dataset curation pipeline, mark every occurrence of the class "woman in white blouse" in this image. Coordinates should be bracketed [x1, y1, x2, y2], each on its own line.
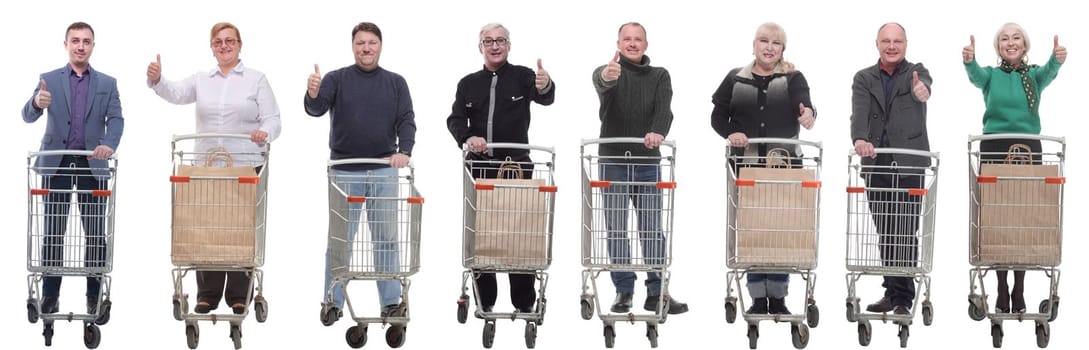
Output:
[147, 22, 281, 315]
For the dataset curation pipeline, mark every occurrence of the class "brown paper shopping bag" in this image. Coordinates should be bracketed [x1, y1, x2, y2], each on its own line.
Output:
[735, 148, 817, 265]
[473, 161, 549, 267]
[172, 148, 260, 266]
[977, 144, 1061, 265]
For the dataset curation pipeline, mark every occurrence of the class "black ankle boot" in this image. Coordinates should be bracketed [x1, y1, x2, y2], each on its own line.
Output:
[747, 297, 768, 314]
[768, 297, 791, 315]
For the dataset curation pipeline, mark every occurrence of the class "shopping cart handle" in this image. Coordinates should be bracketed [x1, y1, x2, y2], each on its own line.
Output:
[28, 150, 115, 159]
[849, 147, 939, 159]
[462, 143, 555, 153]
[327, 158, 416, 168]
[743, 138, 822, 148]
[581, 137, 676, 148]
[173, 133, 256, 142]
[968, 133, 1065, 144]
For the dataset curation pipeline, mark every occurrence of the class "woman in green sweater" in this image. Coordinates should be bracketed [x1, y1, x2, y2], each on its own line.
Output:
[963, 22, 1066, 313]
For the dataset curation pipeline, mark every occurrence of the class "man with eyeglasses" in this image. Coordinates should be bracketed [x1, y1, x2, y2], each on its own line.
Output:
[22, 21, 124, 318]
[591, 22, 688, 315]
[306, 22, 416, 325]
[447, 22, 554, 314]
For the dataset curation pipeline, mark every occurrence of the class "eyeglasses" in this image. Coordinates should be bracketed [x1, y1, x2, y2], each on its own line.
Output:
[212, 38, 239, 47]
[480, 38, 509, 47]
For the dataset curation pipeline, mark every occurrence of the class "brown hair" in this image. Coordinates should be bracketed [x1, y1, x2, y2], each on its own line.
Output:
[66, 22, 94, 40]
[210, 22, 241, 45]
[352, 22, 383, 41]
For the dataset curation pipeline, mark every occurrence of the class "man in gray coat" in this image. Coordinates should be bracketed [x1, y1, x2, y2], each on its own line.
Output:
[849, 22, 932, 316]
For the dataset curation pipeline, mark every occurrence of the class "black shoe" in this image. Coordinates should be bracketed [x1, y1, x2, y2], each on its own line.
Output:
[231, 303, 246, 315]
[381, 303, 406, 318]
[644, 295, 689, 315]
[87, 298, 99, 315]
[610, 292, 633, 313]
[893, 305, 911, 315]
[481, 305, 494, 313]
[768, 297, 791, 315]
[746, 297, 769, 314]
[41, 297, 59, 314]
[866, 297, 895, 313]
[515, 305, 535, 313]
[194, 301, 215, 314]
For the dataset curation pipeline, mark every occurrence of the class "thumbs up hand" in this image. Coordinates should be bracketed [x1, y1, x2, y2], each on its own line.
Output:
[34, 79, 51, 110]
[797, 102, 815, 130]
[148, 54, 162, 85]
[534, 58, 550, 92]
[963, 35, 976, 63]
[912, 71, 930, 102]
[308, 64, 322, 99]
[1053, 35, 1067, 64]
[601, 51, 622, 82]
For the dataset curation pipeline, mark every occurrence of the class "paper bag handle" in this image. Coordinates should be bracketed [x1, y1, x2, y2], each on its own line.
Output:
[1005, 144, 1033, 165]
[765, 147, 792, 168]
[203, 147, 235, 168]
[495, 157, 525, 179]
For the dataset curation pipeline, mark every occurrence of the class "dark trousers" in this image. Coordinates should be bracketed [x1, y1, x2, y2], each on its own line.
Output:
[468, 155, 537, 309]
[42, 155, 107, 299]
[865, 154, 922, 307]
[980, 138, 1041, 306]
[196, 165, 261, 307]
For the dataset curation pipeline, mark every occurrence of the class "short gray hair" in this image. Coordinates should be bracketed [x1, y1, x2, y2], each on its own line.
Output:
[479, 23, 510, 41]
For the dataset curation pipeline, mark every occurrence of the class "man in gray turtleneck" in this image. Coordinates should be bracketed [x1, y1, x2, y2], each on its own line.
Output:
[591, 22, 686, 315]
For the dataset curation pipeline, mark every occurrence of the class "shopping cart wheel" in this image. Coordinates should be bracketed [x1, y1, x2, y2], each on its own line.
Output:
[253, 296, 268, 323]
[1039, 299, 1058, 322]
[968, 301, 986, 321]
[457, 302, 469, 324]
[991, 323, 1003, 348]
[580, 298, 594, 320]
[747, 324, 759, 349]
[321, 305, 341, 327]
[791, 324, 810, 349]
[1035, 321, 1050, 348]
[725, 299, 738, 324]
[846, 301, 859, 323]
[43, 322, 54, 346]
[84, 323, 102, 349]
[524, 322, 537, 349]
[185, 324, 199, 349]
[857, 321, 871, 346]
[898, 324, 910, 348]
[920, 301, 933, 326]
[603, 325, 615, 348]
[386, 325, 406, 348]
[646, 323, 659, 348]
[230, 325, 242, 350]
[173, 295, 187, 321]
[482, 322, 496, 349]
[806, 303, 820, 328]
[27, 298, 39, 323]
[536, 298, 547, 326]
[95, 300, 112, 326]
[345, 325, 367, 349]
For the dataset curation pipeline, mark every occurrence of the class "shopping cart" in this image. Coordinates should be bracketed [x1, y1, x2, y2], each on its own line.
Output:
[168, 133, 269, 349]
[455, 143, 556, 349]
[845, 148, 939, 348]
[578, 137, 676, 348]
[26, 150, 117, 348]
[965, 134, 1064, 348]
[723, 138, 822, 349]
[320, 158, 423, 348]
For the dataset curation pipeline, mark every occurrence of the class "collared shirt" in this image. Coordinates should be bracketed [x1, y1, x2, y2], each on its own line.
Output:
[151, 61, 281, 166]
[67, 64, 92, 150]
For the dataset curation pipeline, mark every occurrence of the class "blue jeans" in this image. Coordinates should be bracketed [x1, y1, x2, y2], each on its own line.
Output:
[42, 155, 107, 299]
[601, 163, 665, 295]
[324, 167, 401, 308]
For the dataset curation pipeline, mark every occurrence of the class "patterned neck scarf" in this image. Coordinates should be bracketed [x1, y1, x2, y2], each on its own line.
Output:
[999, 60, 1038, 114]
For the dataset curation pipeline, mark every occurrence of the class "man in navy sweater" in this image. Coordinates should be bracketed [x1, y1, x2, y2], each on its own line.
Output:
[305, 22, 416, 325]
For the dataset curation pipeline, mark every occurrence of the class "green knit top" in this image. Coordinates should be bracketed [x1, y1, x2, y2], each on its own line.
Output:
[964, 55, 1062, 134]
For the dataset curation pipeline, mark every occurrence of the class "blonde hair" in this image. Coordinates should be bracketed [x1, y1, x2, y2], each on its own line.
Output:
[210, 22, 241, 46]
[754, 22, 795, 72]
[994, 22, 1031, 65]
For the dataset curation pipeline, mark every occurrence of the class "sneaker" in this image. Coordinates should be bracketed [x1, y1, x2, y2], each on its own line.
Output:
[746, 297, 769, 314]
[610, 292, 633, 313]
[893, 305, 911, 315]
[381, 303, 406, 318]
[865, 297, 895, 313]
[768, 297, 791, 315]
[41, 297, 59, 314]
[644, 295, 689, 315]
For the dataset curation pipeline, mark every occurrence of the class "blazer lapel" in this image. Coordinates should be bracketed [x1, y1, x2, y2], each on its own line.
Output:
[84, 70, 99, 121]
[59, 68, 72, 117]
[865, 67, 887, 114]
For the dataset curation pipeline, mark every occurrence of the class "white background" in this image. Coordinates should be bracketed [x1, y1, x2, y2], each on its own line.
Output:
[1, 0, 1084, 349]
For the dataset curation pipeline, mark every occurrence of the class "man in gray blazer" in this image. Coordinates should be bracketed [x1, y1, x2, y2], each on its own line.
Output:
[849, 22, 931, 316]
[21, 21, 124, 316]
